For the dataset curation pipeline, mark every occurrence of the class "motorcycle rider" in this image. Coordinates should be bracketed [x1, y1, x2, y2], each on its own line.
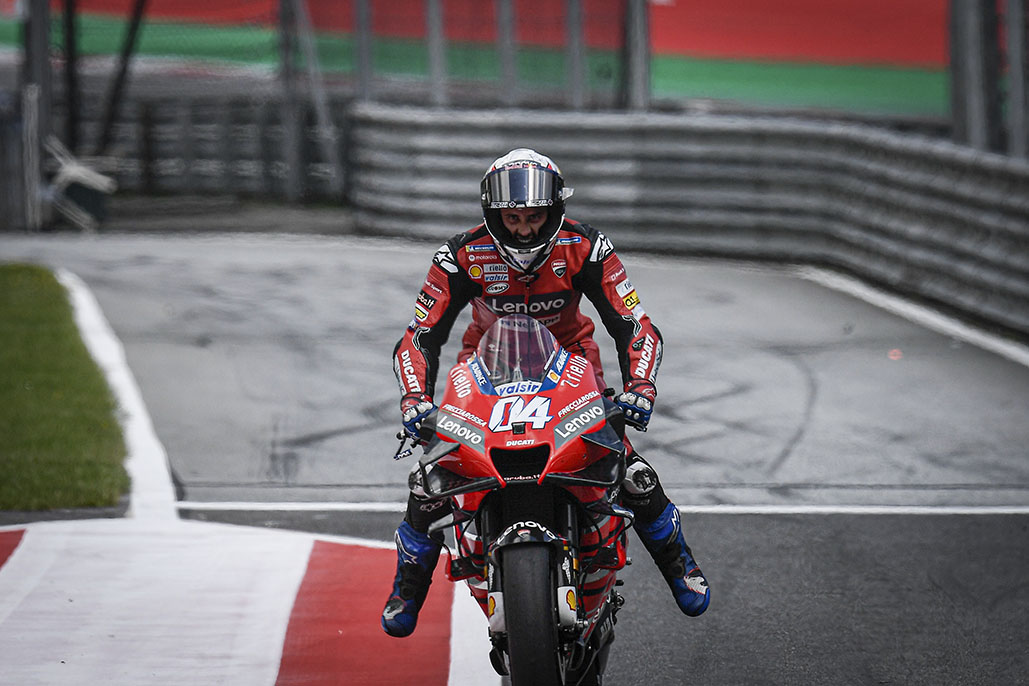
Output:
[383, 148, 710, 637]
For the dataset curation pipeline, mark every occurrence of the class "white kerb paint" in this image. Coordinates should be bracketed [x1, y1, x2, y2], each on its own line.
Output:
[56, 269, 178, 520]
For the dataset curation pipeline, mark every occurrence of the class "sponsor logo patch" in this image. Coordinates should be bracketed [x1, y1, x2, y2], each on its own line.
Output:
[590, 233, 614, 262]
[495, 380, 543, 396]
[469, 264, 483, 279]
[560, 354, 589, 389]
[539, 313, 561, 327]
[441, 402, 486, 427]
[632, 334, 657, 380]
[468, 356, 491, 392]
[433, 245, 459, 273]
[417, 290, 437, 310]
[485, 291, 571, 316]
[552, 259, 567, 277]
[558, 390, 601, 418]
[554, 400, 606, 445]
[398, 349, 422, 393]
[486, 282, 509, 294]
[447, 369, 474, 400]
[615, 279, 641, 310]
[684, 572, 709, 594]
[437, 412, 485, 446]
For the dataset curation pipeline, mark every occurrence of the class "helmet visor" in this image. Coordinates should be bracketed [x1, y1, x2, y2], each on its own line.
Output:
[484, 166, 558, 209]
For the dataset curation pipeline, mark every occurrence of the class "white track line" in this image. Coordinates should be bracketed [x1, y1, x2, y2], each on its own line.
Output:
[175, 501, 1029, 516]
[57, 269, 178, 520]
[676, 504, 1029, 515]
[795, 266, 1029, 369]
[448, 582, 501, 686]
[177, 501, 407, 512]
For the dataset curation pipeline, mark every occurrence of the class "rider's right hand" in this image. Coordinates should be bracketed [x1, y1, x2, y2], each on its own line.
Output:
[401, 392, 437, 439]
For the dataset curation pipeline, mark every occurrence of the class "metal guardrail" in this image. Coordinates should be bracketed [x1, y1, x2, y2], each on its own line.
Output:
[11, 95, 1027, 338]
[348, 103, 1029, 338]
[81, 97, 345, 201]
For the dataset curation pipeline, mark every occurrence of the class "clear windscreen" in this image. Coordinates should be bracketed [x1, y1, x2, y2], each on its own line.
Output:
[476, 314, 560, 386]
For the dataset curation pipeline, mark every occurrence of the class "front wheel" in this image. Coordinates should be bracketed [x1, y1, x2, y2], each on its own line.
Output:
[502, 544, 561, 686]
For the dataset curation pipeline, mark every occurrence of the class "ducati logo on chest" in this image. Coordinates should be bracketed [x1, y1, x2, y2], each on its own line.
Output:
[551, 259, 567, 278]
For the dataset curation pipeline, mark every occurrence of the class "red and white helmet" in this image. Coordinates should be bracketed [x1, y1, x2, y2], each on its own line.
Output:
[480, 148, 574, 273]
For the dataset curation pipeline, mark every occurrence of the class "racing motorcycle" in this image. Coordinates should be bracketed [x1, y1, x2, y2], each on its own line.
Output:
[394, 313, 634, 686]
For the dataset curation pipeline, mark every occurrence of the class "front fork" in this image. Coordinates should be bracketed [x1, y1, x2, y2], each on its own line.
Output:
[483, 496, 581, 635]
[555, 501, 581, 630]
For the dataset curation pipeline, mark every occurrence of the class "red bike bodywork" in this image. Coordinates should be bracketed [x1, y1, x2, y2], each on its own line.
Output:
[411, 314, 632, 680]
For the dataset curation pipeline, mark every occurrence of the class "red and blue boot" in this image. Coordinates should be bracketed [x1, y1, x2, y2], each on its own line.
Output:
[635, 502, 711, 616]
[381, 521, 443, 637]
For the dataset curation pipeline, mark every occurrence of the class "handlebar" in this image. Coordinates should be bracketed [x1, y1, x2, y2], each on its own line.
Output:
[393, 431, 419, 460]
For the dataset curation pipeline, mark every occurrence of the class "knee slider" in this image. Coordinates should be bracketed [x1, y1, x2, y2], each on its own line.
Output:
[623, 459, 659, 497]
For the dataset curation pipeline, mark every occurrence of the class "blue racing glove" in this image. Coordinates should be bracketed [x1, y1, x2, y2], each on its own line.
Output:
[616, 380, 656, 431]
[401, 392, 437, 440]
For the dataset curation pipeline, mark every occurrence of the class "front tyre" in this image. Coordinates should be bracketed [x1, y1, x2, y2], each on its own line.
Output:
[502, 544, 561, 686]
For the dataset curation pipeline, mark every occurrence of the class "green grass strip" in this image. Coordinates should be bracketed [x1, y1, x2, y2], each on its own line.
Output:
[0, 17, 18, 46]
[0, 15, 947, 116]
[59, 13, 280, 66]
[0, 264, 128, 510]
[652, 55, 948, 117]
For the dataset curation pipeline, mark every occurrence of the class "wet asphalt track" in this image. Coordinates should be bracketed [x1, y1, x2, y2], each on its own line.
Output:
[3, 227, 1028, 685]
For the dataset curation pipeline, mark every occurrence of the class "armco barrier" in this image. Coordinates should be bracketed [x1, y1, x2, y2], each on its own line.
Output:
[348, 103, 1029, 338]
[14, 97, 1028, 338]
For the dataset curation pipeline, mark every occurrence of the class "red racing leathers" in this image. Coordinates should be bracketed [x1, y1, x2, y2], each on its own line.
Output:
[393, 219, 663, 404]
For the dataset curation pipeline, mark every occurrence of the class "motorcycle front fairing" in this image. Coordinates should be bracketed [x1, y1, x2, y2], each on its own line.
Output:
[418, 319, 627, 507]
[415, 315, 631, 631]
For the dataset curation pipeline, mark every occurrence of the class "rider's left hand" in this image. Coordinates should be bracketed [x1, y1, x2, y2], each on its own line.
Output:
[617, 380, 656, 431]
